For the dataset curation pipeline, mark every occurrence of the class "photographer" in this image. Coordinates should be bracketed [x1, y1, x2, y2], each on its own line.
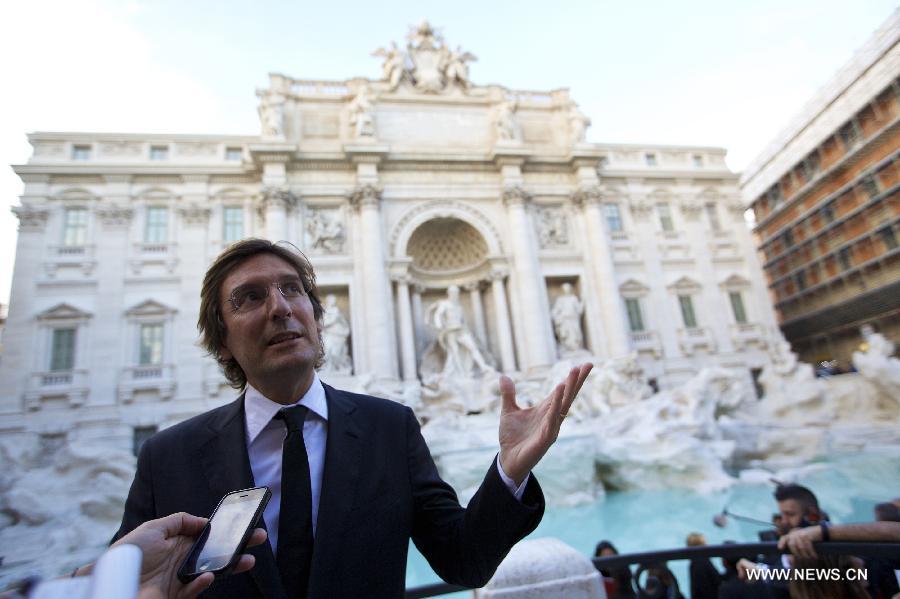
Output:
[2, 512, 266, 599]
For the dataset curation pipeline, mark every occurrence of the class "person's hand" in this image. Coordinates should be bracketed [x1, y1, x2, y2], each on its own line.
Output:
[498, 363, 593, 485]
[111, 511, 266, 599]
[736, 558, 762, 581]
[778, 524, 822, 559]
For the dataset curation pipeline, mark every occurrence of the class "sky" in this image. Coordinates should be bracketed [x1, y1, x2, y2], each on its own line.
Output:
[0, 0, 897, 305]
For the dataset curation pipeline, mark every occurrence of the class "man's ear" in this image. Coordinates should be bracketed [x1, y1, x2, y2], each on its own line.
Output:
[220, 344, 233, 361]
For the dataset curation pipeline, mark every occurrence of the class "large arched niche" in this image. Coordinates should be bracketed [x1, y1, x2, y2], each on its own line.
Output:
[406, 217, 489, 283]
[390, 201, 504, 263]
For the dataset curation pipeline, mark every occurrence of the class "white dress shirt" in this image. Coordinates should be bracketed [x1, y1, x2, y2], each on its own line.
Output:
[244, 372, 529, 555]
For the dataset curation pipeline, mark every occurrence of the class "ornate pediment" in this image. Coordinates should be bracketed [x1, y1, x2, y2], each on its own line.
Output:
[372, 21, 477, 94]
[36, 303, 93, 322]
[719, 274, 751, 290]
[125, 299, 177, 317]
[619, 279, 650, 298]
[667, 276, 702, 293]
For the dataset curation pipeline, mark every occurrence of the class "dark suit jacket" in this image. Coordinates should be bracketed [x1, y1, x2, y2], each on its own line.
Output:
[113, 383, 544, 598]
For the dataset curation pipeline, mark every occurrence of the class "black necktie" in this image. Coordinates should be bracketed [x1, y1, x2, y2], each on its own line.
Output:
[275, 406, 313, 599]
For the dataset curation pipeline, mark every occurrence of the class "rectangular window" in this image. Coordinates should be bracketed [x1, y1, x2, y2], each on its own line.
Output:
[223, 206, 244, 243]
[63, 207, 89, 246]
[794, 271, 807, 292]
[782, 229, 794, 248]
[133, 426, 158, 457]
[838, 121, 860, 151]
[225, 147, 243, 161]
[139, 323, 164, 365]
[624, 298, 644, 332]
[767, 185, 784, 206]
[879, 226, 897, 250]
[728, 291, 748, 324]
[144, 207, 168, 243]
[72, 145, 91, 160]
[801, 152, 821, 181]
[821, 202, 835, 224]
[604, 204, 623, 232]
[705, 203, 721, 231]
[678, 295, 697, 328]
[645, 153, 657, 166]
[149, 145, 169, 160]
[50, 328, 76, 371]
[860, 175, 879, 199]
[692, 154, 703, 167]
[838, 247, 852, 271]
[657, 203, 674, 232]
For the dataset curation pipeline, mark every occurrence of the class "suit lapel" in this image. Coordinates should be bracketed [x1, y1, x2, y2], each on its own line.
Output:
[309, 384, 362, 589]
[198, 394, 286, 599]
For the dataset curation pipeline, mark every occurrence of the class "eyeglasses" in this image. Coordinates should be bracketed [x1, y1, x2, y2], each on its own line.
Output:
[227, 278, 306, 313]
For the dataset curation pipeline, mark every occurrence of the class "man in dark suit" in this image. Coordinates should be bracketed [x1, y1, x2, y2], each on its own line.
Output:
[113, 238, 592, 599]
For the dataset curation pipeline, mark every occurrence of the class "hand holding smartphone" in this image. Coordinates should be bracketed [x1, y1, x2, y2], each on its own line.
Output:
[177, 486, 271, 583]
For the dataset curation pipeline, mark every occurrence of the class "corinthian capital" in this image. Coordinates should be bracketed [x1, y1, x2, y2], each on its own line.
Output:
[501, 185, 531, 207]
[12, 205, 50, 231]
[260, 186, 298, 210]
[570, 186, 602, 207]
[349, 184, 383, 210]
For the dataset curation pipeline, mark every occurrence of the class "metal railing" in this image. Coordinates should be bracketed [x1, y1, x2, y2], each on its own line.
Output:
[404, 541, 900, 598]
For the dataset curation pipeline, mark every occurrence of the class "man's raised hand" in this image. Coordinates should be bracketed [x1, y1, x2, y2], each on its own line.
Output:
[497, 363, 593, 485]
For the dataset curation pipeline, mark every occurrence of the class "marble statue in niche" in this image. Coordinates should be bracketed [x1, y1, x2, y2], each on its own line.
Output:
[551, 283, 585, 354]
[320, 294, 352, 375]
[425, 285, 493, 378]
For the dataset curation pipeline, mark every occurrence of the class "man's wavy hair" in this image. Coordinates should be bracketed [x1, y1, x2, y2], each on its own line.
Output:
[198, 239, 325, 389]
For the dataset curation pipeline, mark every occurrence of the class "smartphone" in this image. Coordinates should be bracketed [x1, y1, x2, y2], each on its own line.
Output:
[177, 486, 271, 583]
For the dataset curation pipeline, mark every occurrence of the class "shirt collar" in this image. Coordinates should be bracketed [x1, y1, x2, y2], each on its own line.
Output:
[244, 372, 328, 443]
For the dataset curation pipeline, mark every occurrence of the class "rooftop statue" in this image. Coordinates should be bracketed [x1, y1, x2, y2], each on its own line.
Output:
[372, 21, 477, 94]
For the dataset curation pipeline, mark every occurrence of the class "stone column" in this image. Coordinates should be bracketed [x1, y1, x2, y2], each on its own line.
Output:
[261, 186, 295, 241]
[393, 275, 418, 381]
[350, 184, 397, 379]
[411, 284, 425, 356]
[489, 268, 517, 373]
[502, 186, 556, 370]
[464, 281, 488, 346]
[573, 186, 631, 357]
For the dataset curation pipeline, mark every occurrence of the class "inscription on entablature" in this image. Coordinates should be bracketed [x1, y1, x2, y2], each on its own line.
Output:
[100, 141, 142, 156]
[33, 143, 65, 157]
[302, 112, 340, 138]
[521, 121, 552, 143]
[176, 142, 218, 156]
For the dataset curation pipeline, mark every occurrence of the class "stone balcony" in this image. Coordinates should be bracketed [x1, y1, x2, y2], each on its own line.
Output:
[117, 364, 176, 402]
[128, 243, 179, 276]
[44, 244, 97, 278]
[630, 330, 662, 357]
[729, 322, 768, 350]
[677, 326, 716, 356]
[24, 369, 90, 409]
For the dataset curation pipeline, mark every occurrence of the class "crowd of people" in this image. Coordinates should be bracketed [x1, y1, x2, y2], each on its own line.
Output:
[593, 485, 900, 599]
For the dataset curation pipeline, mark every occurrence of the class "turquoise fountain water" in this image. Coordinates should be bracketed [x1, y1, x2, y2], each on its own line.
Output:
[405, 450, 900, 596]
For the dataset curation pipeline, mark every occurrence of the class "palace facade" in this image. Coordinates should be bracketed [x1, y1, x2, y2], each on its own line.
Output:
[0, 23, 776, 452]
